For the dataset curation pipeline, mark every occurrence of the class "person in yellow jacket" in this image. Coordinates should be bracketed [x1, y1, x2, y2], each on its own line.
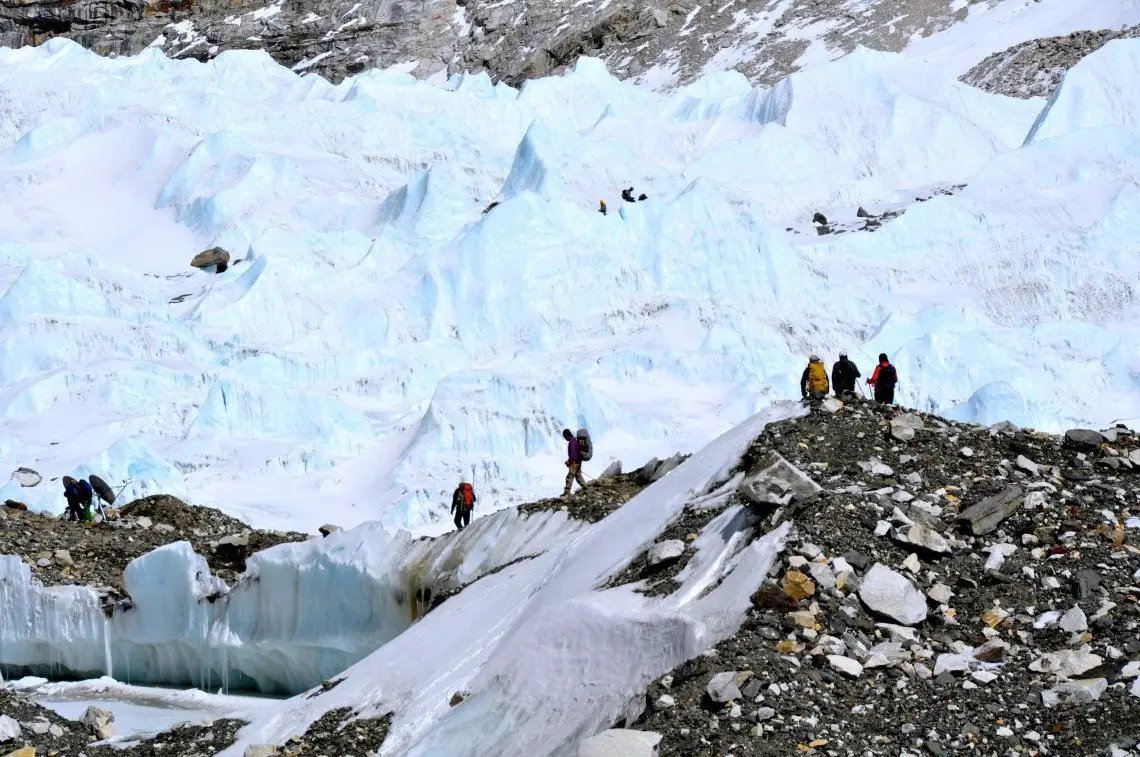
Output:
[800, 355, 830, 399]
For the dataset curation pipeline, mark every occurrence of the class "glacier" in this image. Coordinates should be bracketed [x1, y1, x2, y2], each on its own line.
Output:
[0, 38, 1138, 534]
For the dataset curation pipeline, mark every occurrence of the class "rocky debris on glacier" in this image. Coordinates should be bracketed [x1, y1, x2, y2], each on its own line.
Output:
[0, 0, 1003, 88]
[0, 494, 307, 598]
[629, 399, 1140, 754]
[962, 25, 1140, 99]
[244, 706, 392, 756]
[521, 462, 664, 523]
[0, 688, 247, 757]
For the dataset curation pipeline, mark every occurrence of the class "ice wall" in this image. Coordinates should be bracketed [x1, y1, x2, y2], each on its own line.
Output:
[1, 39, 1138, 533]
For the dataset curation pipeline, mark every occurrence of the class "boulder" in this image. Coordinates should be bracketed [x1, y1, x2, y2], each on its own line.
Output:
[812, 211, 828, 225]
[11, 467, 41, 487]
[1059, 605, 1087, 633]
[213, 531, 251, 562]
[893, 524, 949, 554]
[738, 451, 821, 507]
[1030, 647, 1102, 678]
[635, 458, 661, 485]
[956, 486, 1023, 536]
[1044, 679, 1108, 706]
[191, 246, 231, 272]
[821, 397, 843, 413]
[858, 563, 927, 625]
[82, 706, 117, 740]
[828, 655, 863, 678]
[646, 540, 685, 569]
[577, 729, 662, 757]
[3, 500, 28, 511]
[244, 747, 280, 757]
[651, 453, 685, 481]
[1064, 429, 1104, 451]
[890, 413, 925, 443]
[1015, 455, 1039, 475]
[0, 715, 20, 742]
[318, 524, 342, 537]
[706, 671, 747, 703]
[598, 460, 622, 480]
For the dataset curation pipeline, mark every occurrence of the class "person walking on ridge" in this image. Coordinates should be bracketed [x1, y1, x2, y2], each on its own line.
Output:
[563, 428, 588, 498]
[868, 353, 899, 404]
[800, 355, 829, 400]
[831, 351, 861, 397]
[451, 478, 476, 531]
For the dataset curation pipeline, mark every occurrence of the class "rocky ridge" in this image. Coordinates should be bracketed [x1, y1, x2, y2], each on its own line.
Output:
[962, 24, 1140, 99]
[1, 0, 992, 88]
[630, 398, 1140, 754]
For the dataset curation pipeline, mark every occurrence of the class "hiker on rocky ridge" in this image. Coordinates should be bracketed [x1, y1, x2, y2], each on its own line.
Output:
[800, 355, 829, 400]
[831, 352, 861, 396]
[868, 353, 898, 404]
[451, 478, 476, 531]
[563, 428, 588, 497]
[62, 475, 94, 522]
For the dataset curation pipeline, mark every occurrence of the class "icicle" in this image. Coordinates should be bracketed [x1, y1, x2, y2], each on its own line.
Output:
[103, 616, 113, 679]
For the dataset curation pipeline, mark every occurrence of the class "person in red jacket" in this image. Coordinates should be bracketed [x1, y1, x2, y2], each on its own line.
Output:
[451, 478, 476, 531]
[867, 353, 899, 404]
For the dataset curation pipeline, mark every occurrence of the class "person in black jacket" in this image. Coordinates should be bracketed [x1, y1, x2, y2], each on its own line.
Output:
[451, 478, 476, 531]
[831, 352, 861, 396]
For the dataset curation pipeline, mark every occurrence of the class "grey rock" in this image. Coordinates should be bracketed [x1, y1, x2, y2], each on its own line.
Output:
[598, 460, 622, 480]
[755, 706, 776, 721]
[635, 458, 661, 485]
[858, 563, 927, 625]
[1064, 429, 1105, 451]
[827, 654, 863, 678]
[83, 706, 117, 740]
[706, 671, 745, 703]
[1044, 678, 1108, 706]
[244, 747, 280, 757]
[653, 694, 675, 711]
[49, 723, 64, 737]
[959, 447, 974, 458]
[1059, 605, 1088, 633]
[956, 485, 1023, 536]
[53, 549, 74, 566]
[30, 720, 50, 735]
[738, 451, 821, 507]
[1074, 569, 1101, 599]
[135, 516, 153, 529]
[577, 729, 662, 757]
[1015, 455, 1039, 475]
[651, 453, 685, 481]
[11, 467, 41, 487]
[153, 522, 176, 533]
[740, 678, 763, 700]
[646, 539, 685, 569]
[821, 397, 843, 413]
[890, 413, 924, 443]
[893, 523, 950, 554]
[812, 212, 828, 225]
[988, 420, 1020, 435]
[318, 524, 343, 537]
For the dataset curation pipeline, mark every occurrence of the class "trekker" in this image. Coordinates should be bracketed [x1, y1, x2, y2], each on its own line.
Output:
[563, 428, 588, 497]
[800, 355, 829, 400]
[621, 187, 635, 202]
[451, 478, 476, 531]
[63, 476, 94, 522]
[598, 200, 608, 215]
[868, 353, 899, 404]
[831, 352, 861, 396]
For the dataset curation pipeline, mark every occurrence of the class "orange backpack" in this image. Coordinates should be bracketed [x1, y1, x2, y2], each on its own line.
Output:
[461, 483, 474, 509]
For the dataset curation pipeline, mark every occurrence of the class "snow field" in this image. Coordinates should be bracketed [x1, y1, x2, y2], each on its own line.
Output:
[0, 39, 1138, 533]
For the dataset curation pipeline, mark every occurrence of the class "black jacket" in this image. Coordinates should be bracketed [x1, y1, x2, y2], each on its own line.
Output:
[831, 358, 861, 393]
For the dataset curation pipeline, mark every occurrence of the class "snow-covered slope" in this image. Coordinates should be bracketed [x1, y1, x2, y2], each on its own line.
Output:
[1, 39, 1139, 533]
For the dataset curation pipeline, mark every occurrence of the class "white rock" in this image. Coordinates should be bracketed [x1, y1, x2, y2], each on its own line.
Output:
[971, 670, 998, 684]
[859, 564, 927, 626]
[1059, 605, 1088, 633]
[1041, 576, 1061, 590]
[244, 747, 280, 757]
[577, 729, 663, 757]
[647, 540, 685, 568]
[984, 543, 1016, 571]
[1023, 490, 1047, 510]
[828, 655, 863, 678]
[654, 694, 676, 711]
[894, 524, 950, 554]
[866, 459, 894, 477]
[821, 397, 843, 413]
[901, 553, 921, 573]
[755, 707, 776, 721]
[933, 653, 972, 676]
[1030, 648, 1102, 678]
[83, 706, 117, 740]
[808, 562, 836, 592]
[1044, 679, 1108, 706]
[927, 583, 954, 605]
[706, 671, 743, 703]
[996, 726, 1014, 737]
[891, 490, 915, 503]
[959, 447, 974, 458]
[135, 516, 153, 529]
[874, 520, 891, 536]
[0, 715, 20, 742]
[1016, 455, 1039, 475]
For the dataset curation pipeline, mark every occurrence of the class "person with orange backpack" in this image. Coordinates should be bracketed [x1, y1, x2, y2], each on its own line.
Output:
[451, 478, 476, 531]
[562, 428, 592, 497]
[867, 353, 899, 404]
[800, 355, 829, 400]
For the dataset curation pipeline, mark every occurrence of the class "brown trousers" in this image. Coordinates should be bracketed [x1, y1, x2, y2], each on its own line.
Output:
[564, 462, 587, 495]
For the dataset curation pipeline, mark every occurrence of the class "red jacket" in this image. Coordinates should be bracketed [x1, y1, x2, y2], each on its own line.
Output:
[869, 361, 897, 387]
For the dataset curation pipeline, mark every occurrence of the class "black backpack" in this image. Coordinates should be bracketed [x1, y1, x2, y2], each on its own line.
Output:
[880, 364, 898, 387]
